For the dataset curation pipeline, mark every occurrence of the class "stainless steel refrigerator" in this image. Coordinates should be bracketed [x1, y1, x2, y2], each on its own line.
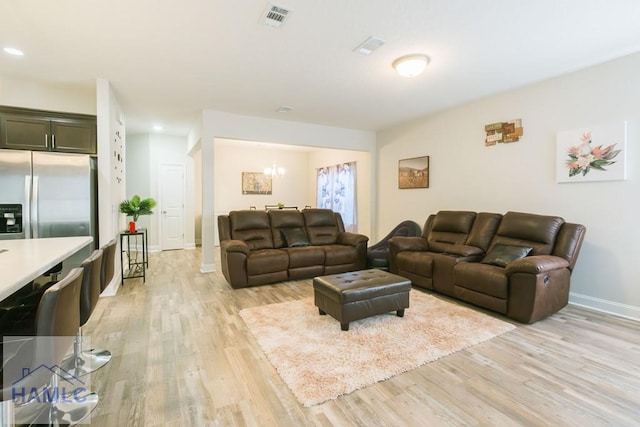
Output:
[0, 149, 98, 273]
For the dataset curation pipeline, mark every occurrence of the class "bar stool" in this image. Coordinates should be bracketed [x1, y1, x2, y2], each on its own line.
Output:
[100, 239, 117, 293]
[1, 268, 99, 425]
[66, 249, 111, 376]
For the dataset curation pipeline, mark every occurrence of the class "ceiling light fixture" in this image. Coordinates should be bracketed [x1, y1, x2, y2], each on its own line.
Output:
[153, 124, 163, 131]
[392, 54, 430, 78]
[264, 161, 285, 178]
[3, 47, 24, 56]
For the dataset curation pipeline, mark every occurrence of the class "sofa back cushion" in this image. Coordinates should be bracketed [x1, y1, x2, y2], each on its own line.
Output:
[228, 210, 274, 250]
[269, 209, 307, 248]
[490, 211, 564, 255]
[466, 212, 503, 251]
[427, 211, 477, 248]
[302, 209, 342, 245]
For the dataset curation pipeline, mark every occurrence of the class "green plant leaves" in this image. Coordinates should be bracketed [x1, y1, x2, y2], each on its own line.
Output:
[119, 195, 157, 222]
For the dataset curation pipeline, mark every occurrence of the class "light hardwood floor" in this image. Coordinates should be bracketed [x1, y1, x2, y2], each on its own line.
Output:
[84, 248, 640, 426]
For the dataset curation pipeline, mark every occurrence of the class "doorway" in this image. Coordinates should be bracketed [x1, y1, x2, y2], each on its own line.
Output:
[160, 163, 185, 250]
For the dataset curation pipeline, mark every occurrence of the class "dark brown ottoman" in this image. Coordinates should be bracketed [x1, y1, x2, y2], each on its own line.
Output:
[313, 269, 412, 331]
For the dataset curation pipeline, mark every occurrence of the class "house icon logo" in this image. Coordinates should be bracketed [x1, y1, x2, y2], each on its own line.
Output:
[11, 364, 89, 405]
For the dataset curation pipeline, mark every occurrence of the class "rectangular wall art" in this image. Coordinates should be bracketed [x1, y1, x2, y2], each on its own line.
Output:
[556, 121, 627, 183]
[398, 156, 429, 189]
[242, 172, 272, 194]
[485, 119, 523, 146]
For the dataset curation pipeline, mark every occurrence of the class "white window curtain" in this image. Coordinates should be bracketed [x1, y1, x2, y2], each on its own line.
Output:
[316, 162, 357, 232]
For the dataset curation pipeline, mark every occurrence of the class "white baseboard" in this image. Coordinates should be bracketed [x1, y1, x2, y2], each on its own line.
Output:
[200, 263, 216, 273]
[100, 271, 121, 297]
[569, 292, 640, 322]
[185, 243, 196, 249]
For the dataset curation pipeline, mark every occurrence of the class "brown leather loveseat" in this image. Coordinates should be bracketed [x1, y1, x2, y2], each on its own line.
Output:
[218, 208, 369, 288]
[389, 211, 586, 323]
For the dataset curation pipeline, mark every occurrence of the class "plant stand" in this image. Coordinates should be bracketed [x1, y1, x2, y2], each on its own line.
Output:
[119, 228, 148, 284]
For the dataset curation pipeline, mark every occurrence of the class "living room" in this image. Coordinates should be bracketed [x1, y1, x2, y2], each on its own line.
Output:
[1, 1, 639, 425]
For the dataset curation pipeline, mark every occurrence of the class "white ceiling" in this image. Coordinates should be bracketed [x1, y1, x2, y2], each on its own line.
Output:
[2, 0, 640, 136]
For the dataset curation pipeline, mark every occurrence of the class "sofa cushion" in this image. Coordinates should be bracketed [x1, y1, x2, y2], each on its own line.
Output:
[246, 249, 289, 275]
[229, 211, 274, 250]
[428, 211, 476, 245]
[454, 263, 508, 299]
[323, 244, 359, 266]
[494, 212, 564, 255]
[481, 244, 532, 267]
[395, 251, 434, 278]
[269, 209, 306, 248]
[303, 209, 340, 245]
[285, 246, 325, 268]
[281, 228, 310, 247]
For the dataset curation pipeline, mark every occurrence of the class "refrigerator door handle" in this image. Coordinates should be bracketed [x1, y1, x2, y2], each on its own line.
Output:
[24, 175, 32, 239]
[32, 175, 39, 238]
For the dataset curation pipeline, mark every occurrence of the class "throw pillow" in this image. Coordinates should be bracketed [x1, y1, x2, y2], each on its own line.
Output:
[480, 244, 533, 267]
[281, 228, 310, 247]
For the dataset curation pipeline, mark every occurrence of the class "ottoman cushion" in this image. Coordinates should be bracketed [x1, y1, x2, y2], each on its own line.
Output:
[313, 269, 412, 330]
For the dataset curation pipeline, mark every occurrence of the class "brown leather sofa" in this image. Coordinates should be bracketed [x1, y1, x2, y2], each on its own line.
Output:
[389, 211, 586, 323]
[218, 208, 369, 288]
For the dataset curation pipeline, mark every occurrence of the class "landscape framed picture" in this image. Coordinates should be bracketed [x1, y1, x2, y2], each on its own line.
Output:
[398, 156, 429, 189]
[242, 172, 272, 194]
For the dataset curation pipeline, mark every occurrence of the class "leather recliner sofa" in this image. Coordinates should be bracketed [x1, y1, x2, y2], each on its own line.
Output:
[389, 210, 586, 323]
[218, 208, 369, 288]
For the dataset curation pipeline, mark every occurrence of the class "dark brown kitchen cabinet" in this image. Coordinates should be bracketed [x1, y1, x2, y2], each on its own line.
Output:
[0, 106, 97, 154]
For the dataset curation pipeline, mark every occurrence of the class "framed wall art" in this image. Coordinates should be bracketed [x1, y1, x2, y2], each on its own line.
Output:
[398, 156, 429, 189]
[556, 121, 627, 183]
[242, 172, 272, 194]
[485, 119, 523, 146]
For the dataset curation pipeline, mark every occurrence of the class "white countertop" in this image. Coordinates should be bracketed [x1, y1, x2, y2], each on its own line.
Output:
[0, 236, 93, 301]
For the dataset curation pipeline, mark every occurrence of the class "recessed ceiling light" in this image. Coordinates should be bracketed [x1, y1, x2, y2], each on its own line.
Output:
[276, 106, 294, 113]
[153, 125, 163, 131]
[3, 47, 24, 56]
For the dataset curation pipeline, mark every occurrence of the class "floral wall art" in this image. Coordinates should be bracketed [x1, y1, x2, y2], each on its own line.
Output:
[556, 121, 627, 183]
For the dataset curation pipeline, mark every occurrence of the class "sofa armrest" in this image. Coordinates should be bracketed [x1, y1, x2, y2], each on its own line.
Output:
[220, 239, 250, 255]
[388, 236, 429, 252]
[442, 244, 484, 257]
[337, 232, 369, 247]
[505, 255, 570, 276]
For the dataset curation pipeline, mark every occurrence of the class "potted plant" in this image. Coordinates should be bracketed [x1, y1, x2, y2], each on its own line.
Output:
[119, 195, 157, 233]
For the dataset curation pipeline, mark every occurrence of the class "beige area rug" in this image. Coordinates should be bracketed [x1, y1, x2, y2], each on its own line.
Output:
[239, 290, 516, 407]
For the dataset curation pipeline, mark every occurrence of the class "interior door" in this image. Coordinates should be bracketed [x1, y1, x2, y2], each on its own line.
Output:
[160, 164, 185, 250]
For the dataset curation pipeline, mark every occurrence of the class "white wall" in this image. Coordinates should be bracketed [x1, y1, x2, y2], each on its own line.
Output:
[0, 77, 96, 114]
[96, 78, 127, 295]
[126, 133, 193, 251]
[210, 142, 372, 245]
[199, 110, 377, 272]
[377, 52, 640, 320]
[214, 142, 311, 213]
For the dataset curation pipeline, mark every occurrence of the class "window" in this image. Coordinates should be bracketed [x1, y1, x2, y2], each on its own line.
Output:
[316, 162, 357, 232]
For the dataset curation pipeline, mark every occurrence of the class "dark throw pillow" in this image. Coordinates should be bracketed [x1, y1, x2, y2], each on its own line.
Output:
[480, 244, 533, 267]
[281, 228, 310, 247]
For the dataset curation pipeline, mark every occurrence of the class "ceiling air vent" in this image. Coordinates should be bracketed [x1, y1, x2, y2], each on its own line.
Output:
[354, 36, 386, 55]
[262, 3, 292, 28]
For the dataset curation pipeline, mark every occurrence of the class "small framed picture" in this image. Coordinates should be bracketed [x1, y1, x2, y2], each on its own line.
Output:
[242, 172, 272, 194]
[398, 156, 429, 189]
